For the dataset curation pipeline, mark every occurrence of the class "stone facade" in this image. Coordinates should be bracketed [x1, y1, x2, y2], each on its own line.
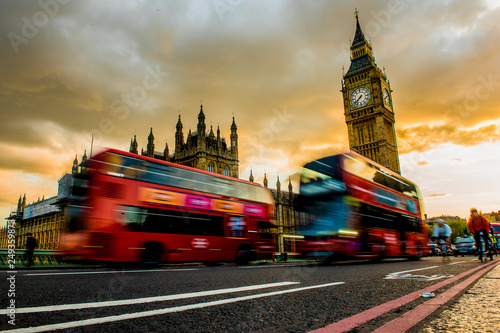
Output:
[341, 11, 401, 174]
[1, 173, 75, 251]
[130, 104, 239, 178]
[250, 171, 309, 254]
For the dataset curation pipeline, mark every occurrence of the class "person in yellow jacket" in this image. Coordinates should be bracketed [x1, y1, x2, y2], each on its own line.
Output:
[490, 231, 498, 254]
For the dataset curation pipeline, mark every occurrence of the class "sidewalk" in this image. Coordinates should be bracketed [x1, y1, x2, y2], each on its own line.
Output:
[421, 260, 500, 332]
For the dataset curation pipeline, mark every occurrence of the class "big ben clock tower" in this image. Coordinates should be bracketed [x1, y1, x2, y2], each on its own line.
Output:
[341, 10, 401, 174]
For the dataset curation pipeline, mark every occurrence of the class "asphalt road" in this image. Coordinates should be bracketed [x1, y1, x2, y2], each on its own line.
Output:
[1, 256, 490, 332]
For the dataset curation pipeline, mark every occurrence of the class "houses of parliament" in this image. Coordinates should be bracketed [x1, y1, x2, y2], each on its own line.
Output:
[129, 104, 239, 178]
[1, 11, 401, 256]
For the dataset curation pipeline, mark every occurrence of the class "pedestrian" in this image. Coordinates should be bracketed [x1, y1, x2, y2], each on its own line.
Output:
[467, 208, 491, 255]
[25, 233, 37, 266]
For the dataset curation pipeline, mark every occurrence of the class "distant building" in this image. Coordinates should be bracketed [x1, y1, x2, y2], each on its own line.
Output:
[248, 171, 309, 254]
[129, 103, 239, 178]
[0, 165, 80, 250]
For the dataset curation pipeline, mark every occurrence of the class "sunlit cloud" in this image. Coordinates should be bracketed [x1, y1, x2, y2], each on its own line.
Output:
[397, 122, 500, 154]
[1, 0, 500, 220]
[427, 194, 447, 198]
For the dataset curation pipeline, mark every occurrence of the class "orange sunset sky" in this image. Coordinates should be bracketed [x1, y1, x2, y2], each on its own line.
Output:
[1, 0, 499, 223]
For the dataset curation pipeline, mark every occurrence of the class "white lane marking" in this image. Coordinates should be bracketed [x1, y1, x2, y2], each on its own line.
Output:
[6, 282, 344, 333]
[0, 282, 299, 315]
[448, 261, 468, 265]
[25, 268, 198, 276]
[239, 265, 295, 269]
[385, 266, 439, 278]
[384, 266, 453, 281]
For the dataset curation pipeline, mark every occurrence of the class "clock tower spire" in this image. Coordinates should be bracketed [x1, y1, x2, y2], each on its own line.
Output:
[341, 10, 401, 174]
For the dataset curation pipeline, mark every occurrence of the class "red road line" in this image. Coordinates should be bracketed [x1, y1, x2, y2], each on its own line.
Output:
[373, 260, 500, 332]
[310, 259, 499, 333]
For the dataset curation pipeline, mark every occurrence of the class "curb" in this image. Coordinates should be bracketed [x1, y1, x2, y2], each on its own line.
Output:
[373, 260, 500, 332]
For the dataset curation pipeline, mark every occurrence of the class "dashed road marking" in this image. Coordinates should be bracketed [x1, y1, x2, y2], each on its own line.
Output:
[5, 282, 345, 332]
[0, 281, 299, 314]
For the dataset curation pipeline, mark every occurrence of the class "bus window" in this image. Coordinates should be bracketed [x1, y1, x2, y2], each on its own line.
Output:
[211, 177, 235, 197]
[234, 182, 248, 201]
[228, 216, 247, 238]
[123, 206, 148, 231]
[375, 187, 399, 208]
[363, 205, 397, 230]
[343, 155, 377, 182]
[344, 153, 419, 200]
[246, 184, 257, 202]
[300, 168, 346, 197]
[122, 206, 224, 236]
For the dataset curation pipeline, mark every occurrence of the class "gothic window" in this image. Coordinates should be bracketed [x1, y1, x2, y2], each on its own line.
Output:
[223, 166, 230, 176]
[207, 162, 215, 173]
[358, 126, 365, 145]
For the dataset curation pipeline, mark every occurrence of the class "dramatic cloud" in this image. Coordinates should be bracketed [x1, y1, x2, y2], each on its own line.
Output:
[1, 0, 499, 218]
[397, 122, 500, 154]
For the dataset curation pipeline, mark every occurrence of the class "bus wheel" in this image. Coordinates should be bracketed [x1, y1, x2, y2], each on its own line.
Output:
[142, 242, 163, 266]
[236, 246, 255, 265]
[409, 247, 423, 261]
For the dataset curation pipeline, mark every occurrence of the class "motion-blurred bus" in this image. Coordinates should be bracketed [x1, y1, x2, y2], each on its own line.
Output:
[491, 223, 500, 250]
[295, 151, 428, 261]
[61, 148, 276, 265]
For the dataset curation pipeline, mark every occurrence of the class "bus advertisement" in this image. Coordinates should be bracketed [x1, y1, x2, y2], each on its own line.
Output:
[294, 151, 428, 261]
[61, 148, 276, 265]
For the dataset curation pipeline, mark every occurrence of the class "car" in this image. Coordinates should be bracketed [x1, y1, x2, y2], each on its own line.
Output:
[453, 236, 477, 256]
[425, 243, 439, 256]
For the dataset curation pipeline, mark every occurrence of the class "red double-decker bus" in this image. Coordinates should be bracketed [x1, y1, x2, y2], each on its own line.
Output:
[295, 151, 428, 261]
[61, 148, 276, 265]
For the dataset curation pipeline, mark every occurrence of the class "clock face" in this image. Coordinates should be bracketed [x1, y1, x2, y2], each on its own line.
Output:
[350, 87, 370, 108]
[383, 88, 391, 107]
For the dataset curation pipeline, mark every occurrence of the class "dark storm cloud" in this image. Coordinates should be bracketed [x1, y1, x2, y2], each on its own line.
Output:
[1, 0, 500, 216]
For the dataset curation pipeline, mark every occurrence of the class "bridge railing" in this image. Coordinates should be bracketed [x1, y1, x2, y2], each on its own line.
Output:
[0, 249, 63, 266]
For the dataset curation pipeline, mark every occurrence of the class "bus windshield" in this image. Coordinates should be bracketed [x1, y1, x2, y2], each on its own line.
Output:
[300, 155, 346, 197]
[342, 153, 419, 199]
[297, 156, 350, 235]
[300, 168, 346, 197]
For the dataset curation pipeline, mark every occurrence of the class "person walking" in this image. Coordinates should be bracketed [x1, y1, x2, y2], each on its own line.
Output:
[25, 233, 37, 266]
